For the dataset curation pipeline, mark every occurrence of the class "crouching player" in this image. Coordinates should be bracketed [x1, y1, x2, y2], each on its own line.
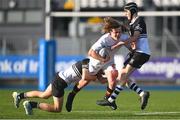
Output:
[12, 58, 105, 115]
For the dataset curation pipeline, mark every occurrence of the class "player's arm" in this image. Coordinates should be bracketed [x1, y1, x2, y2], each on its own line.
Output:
[81, 58, 97, 81]
[112, 31, 140, 51]
[111, 40, 124, 50]
[124, 41, 136, 52]
[124, 31, 140, 45]
[88, 48, 109, 63]
[97, 76, 107, 84]
[82, 68, 97, 81]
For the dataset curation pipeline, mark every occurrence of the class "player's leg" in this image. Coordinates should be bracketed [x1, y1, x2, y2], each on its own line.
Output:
[23, 96, 63, 115]
[103, 65, 118, 99]
[66, 66, 97, 112]
[96, 66, 118, 110]
[23, 77, 67, 115]
[12, 84, 52, 108]
[125, 52, 150, 110]
[39, 96, 63, 112]
[97, 65, 150, 110]
[96, 65, 133, 109]
[126, 77, 150, 110]
[66, 83, 81, 112]
[66, 79, 90, 112]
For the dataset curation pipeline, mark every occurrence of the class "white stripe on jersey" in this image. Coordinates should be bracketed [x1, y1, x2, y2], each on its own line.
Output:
[58, 66, 81, 85]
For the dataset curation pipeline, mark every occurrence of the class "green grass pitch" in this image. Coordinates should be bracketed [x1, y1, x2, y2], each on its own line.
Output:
[0, 89, 180, 119]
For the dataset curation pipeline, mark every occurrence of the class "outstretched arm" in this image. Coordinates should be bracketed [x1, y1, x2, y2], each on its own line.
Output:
[124, 31, 140, 45]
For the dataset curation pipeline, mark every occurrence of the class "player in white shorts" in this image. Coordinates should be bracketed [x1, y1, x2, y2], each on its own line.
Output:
[65, 17, 131, 112]
[12, 58, 105, 115]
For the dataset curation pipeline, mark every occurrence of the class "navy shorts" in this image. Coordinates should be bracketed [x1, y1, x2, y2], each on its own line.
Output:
[124, 52, 150, 68]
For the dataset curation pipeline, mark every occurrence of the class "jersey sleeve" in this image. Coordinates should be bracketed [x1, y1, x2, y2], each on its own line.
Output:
[90, 37, 105, 52]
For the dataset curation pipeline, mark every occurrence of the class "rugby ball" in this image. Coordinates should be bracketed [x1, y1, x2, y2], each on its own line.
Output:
[99, 48, 110, 58]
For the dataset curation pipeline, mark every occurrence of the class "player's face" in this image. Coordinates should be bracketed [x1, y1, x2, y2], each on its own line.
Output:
[110, 27, 121, 40]
[124, 9, 131, 20]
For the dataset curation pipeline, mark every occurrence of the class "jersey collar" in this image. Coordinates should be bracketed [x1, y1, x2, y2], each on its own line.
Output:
[130, 16, 139, 25]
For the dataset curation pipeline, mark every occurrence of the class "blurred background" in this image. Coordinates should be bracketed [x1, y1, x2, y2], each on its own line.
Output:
[0, 0, 180, 89]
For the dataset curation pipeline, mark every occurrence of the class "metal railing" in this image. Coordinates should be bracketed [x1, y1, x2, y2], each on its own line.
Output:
[0, 34, 180, 57]
[0, 36, 38, 55]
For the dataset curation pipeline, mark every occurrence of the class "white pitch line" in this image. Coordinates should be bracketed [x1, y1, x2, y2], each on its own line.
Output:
[73, 110, 180, 115]
[73, 110, 119, 113]
[134, 111, 180, 115]
[72, 110, 136, 114]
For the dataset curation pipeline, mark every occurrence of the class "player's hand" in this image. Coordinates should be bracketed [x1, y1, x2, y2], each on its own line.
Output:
[96, 74, 107, 84]
[102, 55, 110, 63]
[130, 41, 136, 50]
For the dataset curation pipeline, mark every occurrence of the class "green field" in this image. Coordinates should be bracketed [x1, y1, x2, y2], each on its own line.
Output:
[0, 89, 180, 119]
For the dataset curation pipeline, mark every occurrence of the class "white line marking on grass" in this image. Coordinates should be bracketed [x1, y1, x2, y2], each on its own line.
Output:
[73, 110, 138, 114]
[73, 110, 180, 116]
[134, 112, 180, 115]
[73, 110, 118, 113]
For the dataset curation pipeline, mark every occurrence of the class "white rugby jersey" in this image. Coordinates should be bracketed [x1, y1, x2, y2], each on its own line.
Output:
[58, 60, 82, 85]
[88, 33, 128, 75]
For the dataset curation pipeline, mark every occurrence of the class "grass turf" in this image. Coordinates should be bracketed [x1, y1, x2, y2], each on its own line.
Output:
[0, 89, 180, 119]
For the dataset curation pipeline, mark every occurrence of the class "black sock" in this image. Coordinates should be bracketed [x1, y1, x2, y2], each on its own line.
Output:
[71, 84, 81, 95]
[29, 101, 38, 108]
[105, 86, 114, 98]
[19, 93, 25, 99]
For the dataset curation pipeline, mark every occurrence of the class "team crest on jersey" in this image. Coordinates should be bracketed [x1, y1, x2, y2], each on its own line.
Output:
[130, 58, 135, 64]
[135, 24, 142, 32]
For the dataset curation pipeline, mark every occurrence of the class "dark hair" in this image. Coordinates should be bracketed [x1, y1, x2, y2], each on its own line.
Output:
[102, 17, 122, 33]
[124, 2, 138, 16]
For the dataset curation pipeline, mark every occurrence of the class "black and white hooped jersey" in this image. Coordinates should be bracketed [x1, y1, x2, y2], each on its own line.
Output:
[129, 16, 151, 55]
[58, 59, 89, 85]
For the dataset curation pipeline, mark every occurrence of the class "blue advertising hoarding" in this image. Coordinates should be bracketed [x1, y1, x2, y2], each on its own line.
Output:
[0, 55, 84, 78]
[132, 57, 180, 80]
[0, 55, 38, 78]
[0, 55, 180, 80]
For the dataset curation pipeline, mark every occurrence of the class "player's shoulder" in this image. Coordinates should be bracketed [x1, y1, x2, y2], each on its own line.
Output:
[136, 17, 145, 24]
[99, 33, 109, 40]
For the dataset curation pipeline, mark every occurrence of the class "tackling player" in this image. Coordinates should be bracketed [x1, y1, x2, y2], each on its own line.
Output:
[96, 2, 151, 110]
[12, 58, 105, 115]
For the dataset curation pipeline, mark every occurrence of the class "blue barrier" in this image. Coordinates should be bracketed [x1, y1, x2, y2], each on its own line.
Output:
[0, 56, 180, 81]
[38, 39, 56, 91]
